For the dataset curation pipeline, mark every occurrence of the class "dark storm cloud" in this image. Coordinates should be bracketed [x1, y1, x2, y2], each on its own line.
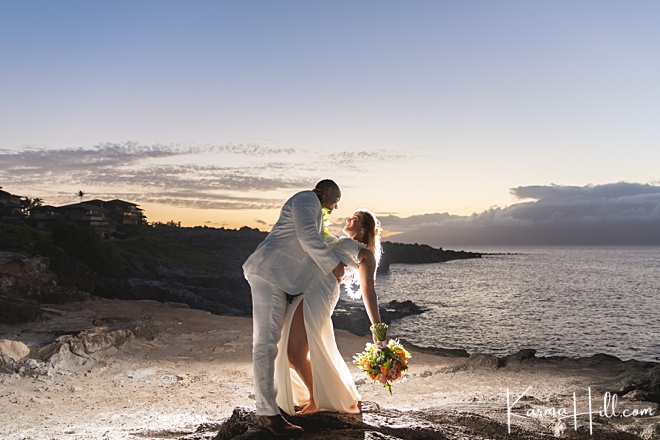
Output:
[386, 182, 660, 246]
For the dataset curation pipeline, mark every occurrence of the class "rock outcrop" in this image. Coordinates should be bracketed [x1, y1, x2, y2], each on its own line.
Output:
[0, 251, 91, 324]
[0, 327, 138, 377]
[333, 299, 429, 336]
[204, 403, 647, 440]
[379, 242, 481, 272]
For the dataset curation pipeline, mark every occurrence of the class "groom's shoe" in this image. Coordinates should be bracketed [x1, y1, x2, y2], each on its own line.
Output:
[257, 414, 304, 437]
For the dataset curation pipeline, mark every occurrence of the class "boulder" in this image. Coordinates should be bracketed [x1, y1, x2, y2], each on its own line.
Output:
[0, 339, 30, 362]
[501, 349, 537, 366]
[333, 299, 428, 337]
[439, 353, 500, 373]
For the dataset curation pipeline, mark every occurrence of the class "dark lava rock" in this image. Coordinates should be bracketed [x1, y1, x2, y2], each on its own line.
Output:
[378, 242, 481, 272]
[500, 349, 538, 367]
[0, 252, 90, 324]
[203, 402, 644, 440]
[333, 299, 428, 337]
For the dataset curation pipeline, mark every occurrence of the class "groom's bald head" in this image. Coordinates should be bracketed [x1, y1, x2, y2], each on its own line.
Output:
[315, 179, 339, 193]
[315, 179, 341, 213]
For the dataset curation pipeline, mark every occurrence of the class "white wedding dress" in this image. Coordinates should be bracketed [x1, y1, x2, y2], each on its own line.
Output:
[274, 236, 362, 415]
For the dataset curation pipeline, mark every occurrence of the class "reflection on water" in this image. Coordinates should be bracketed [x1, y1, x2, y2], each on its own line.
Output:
[375, 246, 660, 361]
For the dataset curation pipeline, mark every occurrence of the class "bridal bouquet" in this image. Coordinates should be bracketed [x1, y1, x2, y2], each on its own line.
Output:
[353, 323, 411, 394]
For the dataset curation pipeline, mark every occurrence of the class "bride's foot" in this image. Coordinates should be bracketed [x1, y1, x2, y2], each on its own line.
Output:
[299, 400, 318, 414]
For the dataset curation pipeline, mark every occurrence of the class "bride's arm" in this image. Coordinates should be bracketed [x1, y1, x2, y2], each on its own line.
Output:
[358, 248, 381, 325]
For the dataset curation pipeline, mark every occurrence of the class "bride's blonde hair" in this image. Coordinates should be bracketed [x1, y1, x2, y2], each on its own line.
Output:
[343, 209, 383, 299]
[356, 209, 382, 268]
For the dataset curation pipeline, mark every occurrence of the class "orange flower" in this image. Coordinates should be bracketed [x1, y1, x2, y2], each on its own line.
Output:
[353, 329, 411, 395]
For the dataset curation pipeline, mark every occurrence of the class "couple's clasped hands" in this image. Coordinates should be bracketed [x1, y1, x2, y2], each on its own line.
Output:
[332, 262, 347, 283]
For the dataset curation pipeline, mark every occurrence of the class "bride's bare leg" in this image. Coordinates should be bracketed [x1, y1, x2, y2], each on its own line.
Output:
[288, 301, 317, 413]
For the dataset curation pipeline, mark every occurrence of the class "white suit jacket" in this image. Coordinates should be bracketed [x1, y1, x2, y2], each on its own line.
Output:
[242, 190, 341, 294]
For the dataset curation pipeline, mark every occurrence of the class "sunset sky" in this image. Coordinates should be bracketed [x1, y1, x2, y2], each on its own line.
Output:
[2, 1, 659, 245]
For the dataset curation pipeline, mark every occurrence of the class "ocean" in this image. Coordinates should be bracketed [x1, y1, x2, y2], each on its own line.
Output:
[375, 245, 660, 362]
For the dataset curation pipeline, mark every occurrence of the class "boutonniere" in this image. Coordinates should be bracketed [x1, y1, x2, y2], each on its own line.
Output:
[321, 206, 332, 237]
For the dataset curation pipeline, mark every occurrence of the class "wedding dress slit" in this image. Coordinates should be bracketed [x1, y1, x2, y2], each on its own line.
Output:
[274, 237, 361, 415]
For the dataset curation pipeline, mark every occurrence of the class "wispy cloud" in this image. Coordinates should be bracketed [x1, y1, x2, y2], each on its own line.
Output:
[0, 142, 304, 207]
[2, 142, 179, 171]
[332, 150, 410, 162]
[1, 142, 296, 171]
[314, 149, 414, 170]
[203, 144, 297, 156]
[1, 142, 412, 210]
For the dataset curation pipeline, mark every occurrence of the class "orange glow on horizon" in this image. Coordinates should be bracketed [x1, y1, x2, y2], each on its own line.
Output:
[142, 202, 406, 236]
[141, 202, 278, 231]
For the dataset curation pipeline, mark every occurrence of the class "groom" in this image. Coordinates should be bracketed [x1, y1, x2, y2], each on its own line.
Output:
[243, 179, 345, 436]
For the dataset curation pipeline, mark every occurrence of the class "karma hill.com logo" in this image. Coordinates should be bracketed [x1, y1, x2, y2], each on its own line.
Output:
[506, 386, 656, 436]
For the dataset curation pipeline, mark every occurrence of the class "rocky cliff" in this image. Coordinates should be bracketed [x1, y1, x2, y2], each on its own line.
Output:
[0, 226, 480, 330]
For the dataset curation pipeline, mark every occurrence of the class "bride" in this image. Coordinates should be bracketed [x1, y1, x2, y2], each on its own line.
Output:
[274, 209, 383, 415]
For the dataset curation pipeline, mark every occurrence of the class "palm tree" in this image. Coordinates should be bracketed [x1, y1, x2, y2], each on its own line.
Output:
[29, 197, 43, 210]
[76, 190, 86, 203]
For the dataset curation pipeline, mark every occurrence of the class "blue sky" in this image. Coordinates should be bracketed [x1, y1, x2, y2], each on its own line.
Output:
[2, 1, 659, 244]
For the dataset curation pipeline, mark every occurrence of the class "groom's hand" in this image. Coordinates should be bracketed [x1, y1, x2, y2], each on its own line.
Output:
[332, 263, 346, 282]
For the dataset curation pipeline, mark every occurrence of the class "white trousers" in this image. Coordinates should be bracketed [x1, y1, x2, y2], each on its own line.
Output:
[247, 274, 290, 416]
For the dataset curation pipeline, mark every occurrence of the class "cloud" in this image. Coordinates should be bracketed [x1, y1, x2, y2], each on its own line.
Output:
[505, 182, 660, 224]
[1, 142, 414, 211]
[510, 182, 660, 203]
[1, 142, 179, 171]
[81, 165, 307, 192]
[377, 213, 459, 232]
[0, 142, 297, 173]
[316, 149, 413, 170]
[204, 143, 297, 156]
[0, 142, 311, 209]
[386, 182, 660, 246]
[140, 195, 281, 210]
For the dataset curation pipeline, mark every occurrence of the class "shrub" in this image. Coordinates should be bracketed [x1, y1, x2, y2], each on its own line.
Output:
[51, 222, 123, 276]
[0, 223, 51, 249]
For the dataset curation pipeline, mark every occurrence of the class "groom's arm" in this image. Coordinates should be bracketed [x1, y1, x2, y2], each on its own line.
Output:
[291, 191, 342, 276]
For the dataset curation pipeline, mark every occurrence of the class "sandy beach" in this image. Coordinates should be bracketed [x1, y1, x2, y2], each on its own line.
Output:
[0, 298, 658, 439]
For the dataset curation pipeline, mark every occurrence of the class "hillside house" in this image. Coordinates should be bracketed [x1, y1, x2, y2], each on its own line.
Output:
[56, 202, 115, 238]
[2, 186, 147, 238]
[87, 199, 145, 226]
[0, 189, 25, 224]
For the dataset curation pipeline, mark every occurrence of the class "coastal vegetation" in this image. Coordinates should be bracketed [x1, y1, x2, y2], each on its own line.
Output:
[0, 223, 51, 248]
